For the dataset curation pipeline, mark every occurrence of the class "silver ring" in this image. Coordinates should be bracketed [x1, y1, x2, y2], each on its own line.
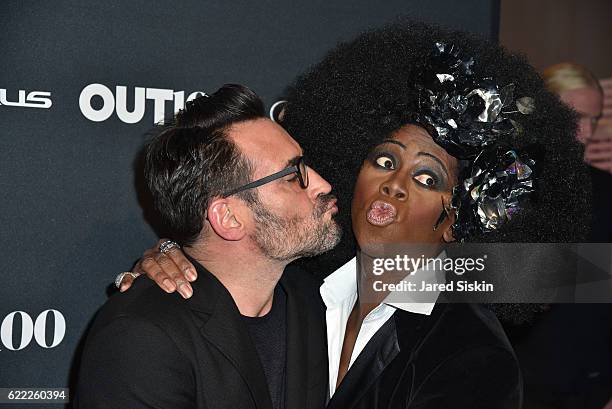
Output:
[159, 240, 180, 254]
[114, 272, 140, 289]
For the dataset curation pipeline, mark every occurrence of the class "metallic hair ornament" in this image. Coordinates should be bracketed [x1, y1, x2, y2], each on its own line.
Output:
[414, 42, 536, 240]
[416, 42, 535, 161]
[450, 146, 535, 240]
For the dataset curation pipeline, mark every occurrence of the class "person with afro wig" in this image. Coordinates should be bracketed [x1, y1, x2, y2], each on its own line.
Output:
[121, 22, 591, 409]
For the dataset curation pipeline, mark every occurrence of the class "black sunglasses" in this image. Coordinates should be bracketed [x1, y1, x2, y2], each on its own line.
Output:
[222, 156, 309, 197]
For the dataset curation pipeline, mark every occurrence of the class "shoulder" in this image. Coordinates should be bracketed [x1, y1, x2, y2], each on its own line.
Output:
[437, 303, 515, 351]
[405, 304, 522, 408]
[87, 278, 196, 341]
[76, 283, 197, 408]
[434, 307, 520, 378]
[404, 303, 519, 377]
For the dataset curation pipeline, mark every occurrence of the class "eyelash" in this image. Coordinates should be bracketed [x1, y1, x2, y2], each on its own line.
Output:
[413, 170, 440, 189]
[369, 151, 441, 189]
[369, 150, 397, 169]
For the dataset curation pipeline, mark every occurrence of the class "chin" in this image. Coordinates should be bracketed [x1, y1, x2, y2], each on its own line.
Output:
[355, 228, 399, 257]
[357, 242, 388, 259]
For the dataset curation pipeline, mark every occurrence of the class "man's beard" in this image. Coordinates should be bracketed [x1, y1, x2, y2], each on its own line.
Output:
[250, 194, 342, 261]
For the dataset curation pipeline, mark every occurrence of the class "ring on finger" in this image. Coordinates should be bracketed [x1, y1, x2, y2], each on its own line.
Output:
[159, 240, 180, 254]
[114, 271, 141, 289]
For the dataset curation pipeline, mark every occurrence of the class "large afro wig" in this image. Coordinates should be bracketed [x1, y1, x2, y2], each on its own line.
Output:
[282, 22, 591, 322]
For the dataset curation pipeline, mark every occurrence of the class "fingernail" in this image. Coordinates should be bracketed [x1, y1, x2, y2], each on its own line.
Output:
[186, 269, 197, 281]
[179, 284, 193, 299]
[162, 278, 175, 293]
[120, 283, 127, 292]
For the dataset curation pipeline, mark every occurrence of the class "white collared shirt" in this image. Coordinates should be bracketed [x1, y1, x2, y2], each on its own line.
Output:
[319, 253, 445, 397]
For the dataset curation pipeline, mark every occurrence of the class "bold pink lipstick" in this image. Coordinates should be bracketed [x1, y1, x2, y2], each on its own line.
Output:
[366, 200, 397, 226]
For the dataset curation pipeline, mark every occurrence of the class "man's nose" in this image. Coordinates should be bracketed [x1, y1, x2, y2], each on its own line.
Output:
[306, 167, 332, 200]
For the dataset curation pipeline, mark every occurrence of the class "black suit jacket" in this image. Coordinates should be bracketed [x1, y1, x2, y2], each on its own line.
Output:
[327, 303, 522, 409]
[74, 259, 328, 409]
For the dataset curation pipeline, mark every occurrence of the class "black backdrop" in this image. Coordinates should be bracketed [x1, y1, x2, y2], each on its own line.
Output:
[0, 0, 498, 404]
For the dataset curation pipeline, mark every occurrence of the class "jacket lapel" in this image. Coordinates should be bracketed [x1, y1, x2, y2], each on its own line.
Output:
[186, 257, 273, 409]
[327, 305, 441, 409]
[281, 267, 328, 409]
[326, 315, 400, 409]
[283, 276, 309, 408]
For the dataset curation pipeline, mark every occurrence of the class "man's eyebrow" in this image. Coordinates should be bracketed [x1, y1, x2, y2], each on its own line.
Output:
[285, 155, 302, 167]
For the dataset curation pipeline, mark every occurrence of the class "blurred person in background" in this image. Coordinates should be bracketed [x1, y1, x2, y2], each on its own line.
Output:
[544, 62, 612, 242]
[544, 63, 612, 170]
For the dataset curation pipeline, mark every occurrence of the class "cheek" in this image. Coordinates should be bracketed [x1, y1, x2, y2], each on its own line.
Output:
[397, 194, 442, 235]
[393, 188, 455, 245]
[407, 195, 440, 220]
[264, 189, 313, 219]
[353, 168, 370, 195]
[351, 170, 374, 216]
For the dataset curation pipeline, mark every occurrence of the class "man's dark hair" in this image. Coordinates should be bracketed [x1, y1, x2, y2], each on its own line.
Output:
[145, 84, 266, 246]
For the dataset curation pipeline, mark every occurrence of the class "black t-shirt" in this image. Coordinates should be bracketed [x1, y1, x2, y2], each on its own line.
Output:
[243, 285, 287, 409]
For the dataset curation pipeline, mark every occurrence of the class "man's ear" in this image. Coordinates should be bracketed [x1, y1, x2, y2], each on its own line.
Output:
[207, 198, 247, 241]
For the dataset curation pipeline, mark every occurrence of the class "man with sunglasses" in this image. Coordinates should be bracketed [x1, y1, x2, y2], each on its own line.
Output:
[75, 84, 341, 409]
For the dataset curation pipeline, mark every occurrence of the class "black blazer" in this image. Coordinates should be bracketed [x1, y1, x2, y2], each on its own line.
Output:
[74, 259, 328, 409]
[327, 303, 522, 409]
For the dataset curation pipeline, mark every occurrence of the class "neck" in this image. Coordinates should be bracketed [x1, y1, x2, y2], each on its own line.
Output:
[355, 253, 387, 319]
[355, 244, 443, 320]
[185, 240, 287, 317]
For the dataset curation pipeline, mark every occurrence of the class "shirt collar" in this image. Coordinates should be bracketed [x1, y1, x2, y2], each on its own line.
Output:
[320, 257, 358, 308]
[320, 252, 446, 316]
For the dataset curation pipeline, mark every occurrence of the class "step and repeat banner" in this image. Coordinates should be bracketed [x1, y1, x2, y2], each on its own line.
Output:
[0, 0, 497, 405]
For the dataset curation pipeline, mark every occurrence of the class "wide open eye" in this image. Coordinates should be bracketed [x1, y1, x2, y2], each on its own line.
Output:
[375, 155, 395, 170]
[414, 173, 437, 188]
